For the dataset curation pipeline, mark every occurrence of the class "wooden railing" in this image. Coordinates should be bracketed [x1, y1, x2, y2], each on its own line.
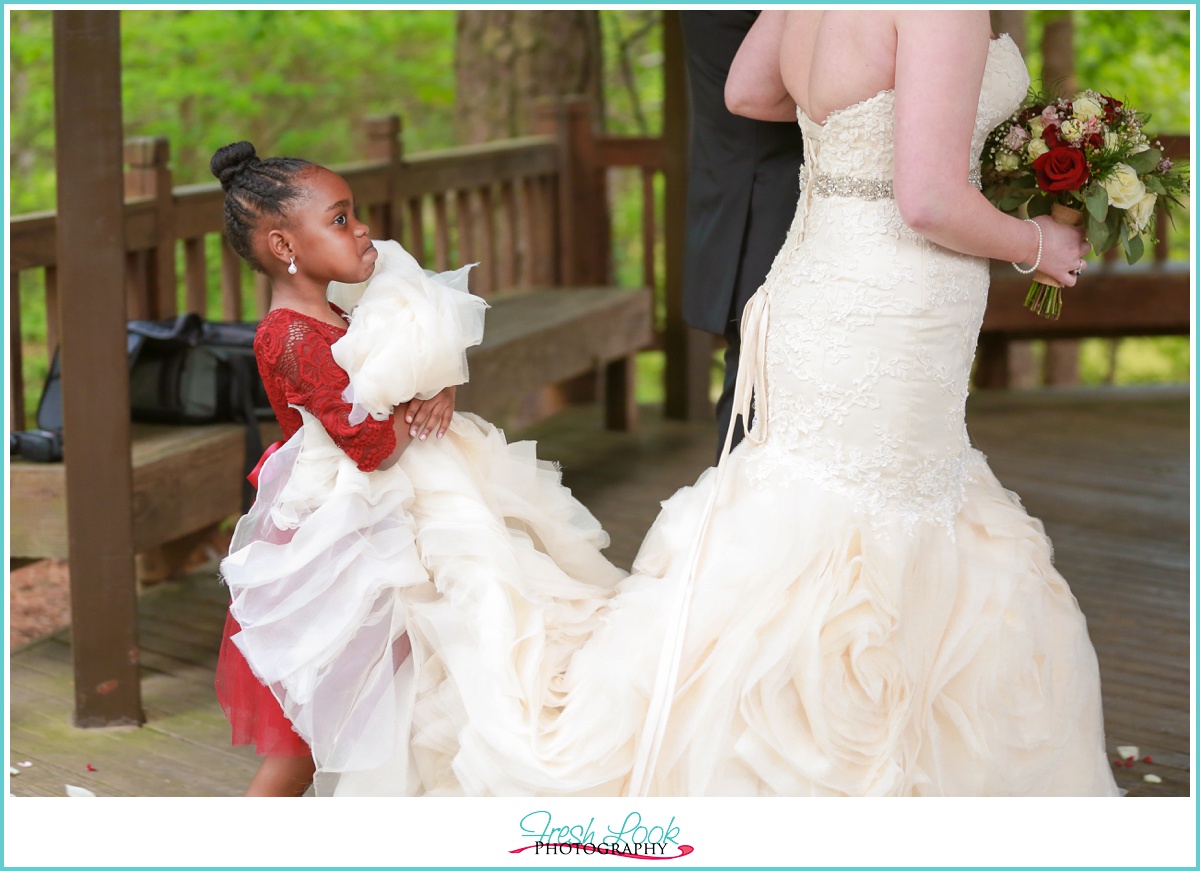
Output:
[9, 97, 670, 430]
[9, 119, 1189, 429]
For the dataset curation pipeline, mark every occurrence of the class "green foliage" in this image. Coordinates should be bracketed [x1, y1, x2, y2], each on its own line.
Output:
[9, 9, 457, 213]
[601, 10, 663, 136]
[1030, 9, 1191, 132]
[1078, 337, 1191, 386]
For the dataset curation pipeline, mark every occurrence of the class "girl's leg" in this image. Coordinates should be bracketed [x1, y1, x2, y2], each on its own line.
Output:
[244, 754, 317, 797]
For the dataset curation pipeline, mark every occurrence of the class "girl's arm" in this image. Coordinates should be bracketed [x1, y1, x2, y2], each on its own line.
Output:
[376, 408, 416, 470]
[726, 12, 797, 121]
[891, 11, 1089, 285]
[279, 324, 401, 472]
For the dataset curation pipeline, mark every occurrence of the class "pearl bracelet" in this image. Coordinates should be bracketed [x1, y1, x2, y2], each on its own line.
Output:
[1012, 218, 1042, 275]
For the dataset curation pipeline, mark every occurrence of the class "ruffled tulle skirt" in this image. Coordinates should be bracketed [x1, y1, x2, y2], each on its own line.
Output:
[219, 407, 625, 795]
[538, 443, 1120, 796]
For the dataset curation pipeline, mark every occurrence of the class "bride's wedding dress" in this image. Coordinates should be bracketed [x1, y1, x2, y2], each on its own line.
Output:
[516, 32, 1117, 797]
[222, 33, 1119, 796]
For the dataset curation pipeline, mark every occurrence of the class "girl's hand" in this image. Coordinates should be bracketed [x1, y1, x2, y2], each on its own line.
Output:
[406, 386, 457, 440]
[1031, 214, 1091, 288]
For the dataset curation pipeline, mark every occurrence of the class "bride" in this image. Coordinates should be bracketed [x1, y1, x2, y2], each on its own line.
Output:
[522, 9, 1117, 797]
[227, 9, 1120, 796]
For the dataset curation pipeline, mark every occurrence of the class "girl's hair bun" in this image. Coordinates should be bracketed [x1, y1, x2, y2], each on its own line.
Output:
[210, 141, 260, 191]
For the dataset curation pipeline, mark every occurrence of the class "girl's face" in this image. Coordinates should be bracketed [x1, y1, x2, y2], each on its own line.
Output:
[285, 167, 377, 284]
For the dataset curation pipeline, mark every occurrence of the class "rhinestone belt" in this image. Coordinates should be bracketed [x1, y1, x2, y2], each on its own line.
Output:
[808, 168, 983, 200]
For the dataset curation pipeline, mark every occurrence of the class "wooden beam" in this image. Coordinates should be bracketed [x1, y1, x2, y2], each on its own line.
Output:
[662, 10, 711, 421]
[52, 9, 143, 727]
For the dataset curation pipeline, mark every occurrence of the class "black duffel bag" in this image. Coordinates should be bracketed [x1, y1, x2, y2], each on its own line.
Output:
[12, 313, 273, 510]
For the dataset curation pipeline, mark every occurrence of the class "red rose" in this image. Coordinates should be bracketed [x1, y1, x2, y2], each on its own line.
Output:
[1102, 96, 1123, 123]
[1042, 125, 1062, 148]
[1032, 146, 1091, 192]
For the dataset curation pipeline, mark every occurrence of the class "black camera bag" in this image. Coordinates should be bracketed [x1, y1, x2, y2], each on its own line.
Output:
[14, 314, 273, 510]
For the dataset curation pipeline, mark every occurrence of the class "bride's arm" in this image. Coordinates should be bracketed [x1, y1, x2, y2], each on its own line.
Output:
[726, 12, 797, 121]
[891, 11, 1088, 286]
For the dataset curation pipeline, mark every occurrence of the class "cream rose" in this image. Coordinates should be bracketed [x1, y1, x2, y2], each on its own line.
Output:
[1029, 117, 1047, 137]
[995, 150, 1021, 172]
[1104, 131, 1120, 150]
[1027, 138, 1050, 160]
[1102, 163, 1147, 209]
[1060, 120, 1083, 142]
[1125, 191, 1157, 234]
[1073, 95, 1104, 120]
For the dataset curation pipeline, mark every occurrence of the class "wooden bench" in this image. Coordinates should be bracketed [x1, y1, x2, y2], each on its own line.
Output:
[10, 421, 279, 572]
[983, 260, 1190, 340]
[460, 286, 652, 427]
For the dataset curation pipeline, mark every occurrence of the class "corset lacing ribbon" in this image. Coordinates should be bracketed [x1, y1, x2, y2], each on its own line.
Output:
[626, 164, 817, 796]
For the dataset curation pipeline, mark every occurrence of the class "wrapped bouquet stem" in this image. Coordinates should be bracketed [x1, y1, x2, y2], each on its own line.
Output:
[1027, 202, 1085, 319]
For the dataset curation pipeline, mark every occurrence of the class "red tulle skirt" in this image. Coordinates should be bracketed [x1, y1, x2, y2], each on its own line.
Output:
[215, 610, 311, 757]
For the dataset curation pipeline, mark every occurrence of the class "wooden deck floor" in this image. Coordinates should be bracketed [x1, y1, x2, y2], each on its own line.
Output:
[7, 387, 1191, 797]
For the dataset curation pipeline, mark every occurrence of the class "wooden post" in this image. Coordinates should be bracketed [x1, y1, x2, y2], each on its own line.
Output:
[1040, 10, 1081, 386]
[10, 271, 26, 430]
[662, 10, 711, 421]
[364, 114, 401, 243]
[982, 9, 1034, 390]
[52, 9, 144, 727]
[534, 96, 610, 286]
[973, 335, 1011, 389]
[989, 9, 1027, 53]
[124, 135, 176, 319]
[534, 96, 619, 420]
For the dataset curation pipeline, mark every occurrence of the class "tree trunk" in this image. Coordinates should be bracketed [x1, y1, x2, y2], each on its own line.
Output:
[454, 10, 604, 144]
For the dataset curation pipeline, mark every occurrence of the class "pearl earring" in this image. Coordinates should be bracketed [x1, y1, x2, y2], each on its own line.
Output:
[288, 256, 297, 275]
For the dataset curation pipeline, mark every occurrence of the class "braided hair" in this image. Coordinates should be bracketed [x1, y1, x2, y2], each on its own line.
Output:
[210, 141, 312, 272]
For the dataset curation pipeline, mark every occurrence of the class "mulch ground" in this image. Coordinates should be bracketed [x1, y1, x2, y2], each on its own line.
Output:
[8, 528, 233, 651]
[9, 560, 72, 650]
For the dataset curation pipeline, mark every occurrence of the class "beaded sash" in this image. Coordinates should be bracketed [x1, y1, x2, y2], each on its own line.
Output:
[809, 168, 983, 200]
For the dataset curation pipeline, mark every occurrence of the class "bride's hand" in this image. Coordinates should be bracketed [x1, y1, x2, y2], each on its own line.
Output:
[1031, 215, 1092, 287]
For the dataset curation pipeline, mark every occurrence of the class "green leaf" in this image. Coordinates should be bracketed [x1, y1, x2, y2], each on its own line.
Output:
[1026, 196, 1053, 218]
[1124, 231, 1144, 264]
[1142, 175, 1167, 195]
[998, 187, 1035, 212]
[1125, 148, 1162, 173]
[1086, 212, 1111, 251]
[1085, 185, 1110, 221]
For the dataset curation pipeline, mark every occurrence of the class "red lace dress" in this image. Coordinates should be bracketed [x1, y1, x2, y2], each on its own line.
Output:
[214, 306, 396, 756]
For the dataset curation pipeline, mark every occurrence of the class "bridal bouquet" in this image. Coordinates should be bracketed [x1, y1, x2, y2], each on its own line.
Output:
[982, 88, 1188, 318]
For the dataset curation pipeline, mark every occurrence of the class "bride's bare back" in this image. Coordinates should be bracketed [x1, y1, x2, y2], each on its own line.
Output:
[780, 11, 898, 125]
[725, 9, 1089, 298]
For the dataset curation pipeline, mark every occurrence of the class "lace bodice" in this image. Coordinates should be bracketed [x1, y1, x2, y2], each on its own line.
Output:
[795, 34, 1030, 182]
[255, 309, 397, 472]
[741, 35, 1030, 533]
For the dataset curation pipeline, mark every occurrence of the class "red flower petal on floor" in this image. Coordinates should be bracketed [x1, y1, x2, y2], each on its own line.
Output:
[1125, 756, 1136, 761]
[1124, 761, 1135, 768]
[1143, 756, 1153, 763]
[85, 764, 97, 772]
